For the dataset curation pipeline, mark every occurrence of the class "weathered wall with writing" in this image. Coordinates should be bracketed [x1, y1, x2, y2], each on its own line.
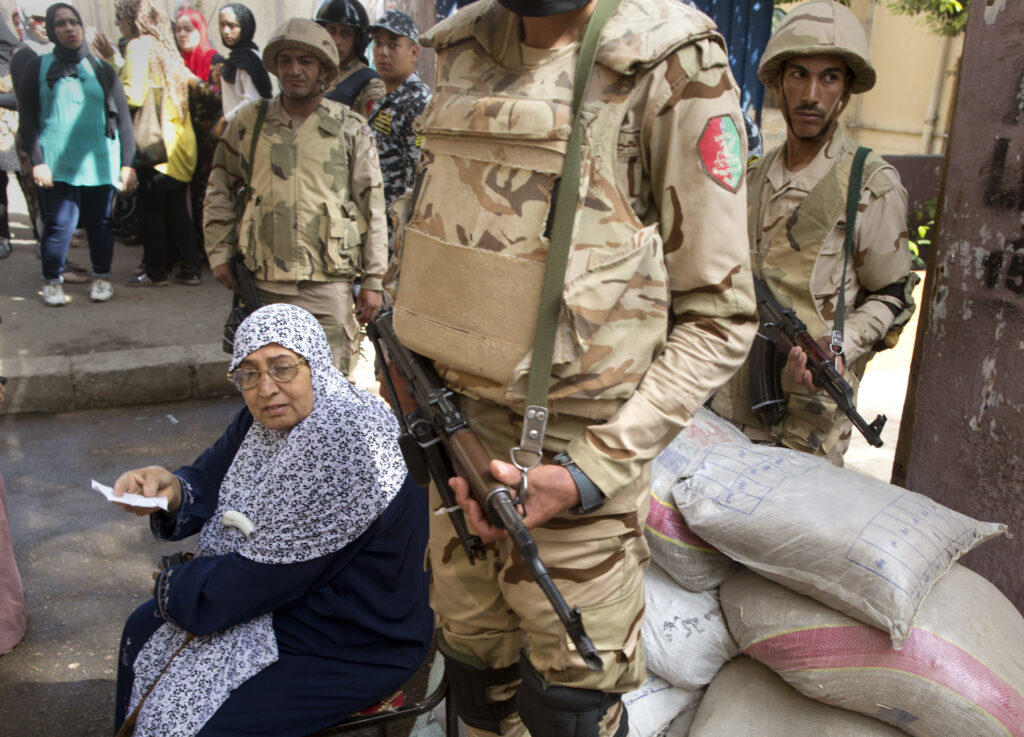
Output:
[894, 0, 1023, 611]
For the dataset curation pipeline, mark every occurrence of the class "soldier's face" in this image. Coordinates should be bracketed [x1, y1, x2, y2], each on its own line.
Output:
[372, 29, 418, 88]
[775, 54, 851, 141]
[276, 48, 327, 99]
[321, 21, 357, 66]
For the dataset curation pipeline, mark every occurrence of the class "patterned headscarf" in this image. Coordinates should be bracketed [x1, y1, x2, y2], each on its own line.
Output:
[114, 0, 192, 122]
[128, 304, 407, 736]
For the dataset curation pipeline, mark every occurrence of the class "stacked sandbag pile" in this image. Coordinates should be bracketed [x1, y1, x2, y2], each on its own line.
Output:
[645, 408, 747, 592]
[660, 441, 1019, 737]
[716, 564, 1024, 737]
[620, 410, 751, 736]
[432, 428, 1018, 737]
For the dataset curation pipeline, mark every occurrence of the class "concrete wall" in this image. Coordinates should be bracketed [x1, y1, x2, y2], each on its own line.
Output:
[893, 0, 1024, 611]
[846, 0, 961, 156]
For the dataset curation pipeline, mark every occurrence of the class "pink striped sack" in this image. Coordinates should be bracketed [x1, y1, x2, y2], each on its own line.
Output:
[675, 443, 1005, 646]
[720, 565, 1024, 737]
[690, 657, 907, 737]
[645, 409, 746, 591]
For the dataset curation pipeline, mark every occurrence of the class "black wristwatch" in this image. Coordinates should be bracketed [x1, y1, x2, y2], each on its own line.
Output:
[554, 451, 606, 515]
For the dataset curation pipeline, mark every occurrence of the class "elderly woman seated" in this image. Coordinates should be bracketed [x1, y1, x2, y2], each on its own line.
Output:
[110, 303, 431, 737]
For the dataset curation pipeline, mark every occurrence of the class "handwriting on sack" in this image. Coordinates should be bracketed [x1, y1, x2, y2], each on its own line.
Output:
[660, 607, 725, 641]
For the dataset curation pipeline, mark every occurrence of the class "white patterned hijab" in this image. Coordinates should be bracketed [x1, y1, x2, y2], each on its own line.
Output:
[129, 304, 407, 736]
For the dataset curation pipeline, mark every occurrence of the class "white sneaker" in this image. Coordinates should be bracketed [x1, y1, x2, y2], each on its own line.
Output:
[42, 280, 66, 307]
[90, 278, 113, 302]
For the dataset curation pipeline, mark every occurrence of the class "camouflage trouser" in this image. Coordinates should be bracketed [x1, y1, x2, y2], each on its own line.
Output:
[257, 280, 358, 375]
[726, 402, 852, 467]
[430, 400, 650, 737]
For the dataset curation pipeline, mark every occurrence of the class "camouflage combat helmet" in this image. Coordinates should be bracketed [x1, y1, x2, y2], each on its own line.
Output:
[263, 17, 340, 85]
[758, 0, 876, 94]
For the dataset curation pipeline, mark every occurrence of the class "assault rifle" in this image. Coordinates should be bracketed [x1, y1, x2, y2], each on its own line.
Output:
[750, 277, 886, 447]
[367, 310, 604, 671]
[222, 253, 262, 353]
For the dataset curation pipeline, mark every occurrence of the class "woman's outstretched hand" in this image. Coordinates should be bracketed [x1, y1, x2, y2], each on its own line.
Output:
[113, 466, 182, 516]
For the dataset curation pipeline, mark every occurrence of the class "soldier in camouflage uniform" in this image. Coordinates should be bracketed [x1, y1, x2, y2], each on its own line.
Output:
[711, 0, 917, 465]
[384, 0, 757, 735]
[315, 0, 385, 119]
[204, 18, 388, 376]
[367, 9, 430, 216]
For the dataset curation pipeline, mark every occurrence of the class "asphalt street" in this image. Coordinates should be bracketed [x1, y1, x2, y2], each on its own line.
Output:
[0, 397, 241, 735]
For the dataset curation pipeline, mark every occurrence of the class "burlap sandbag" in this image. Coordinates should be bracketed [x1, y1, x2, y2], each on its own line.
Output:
[720, 565, 1024, 737]
[673, 443, 1005, 646]
[641, 563, 738, 690]
[690, 657, 907, 736]
[622, 674, 702, 737]
[645, 409, 745, 591]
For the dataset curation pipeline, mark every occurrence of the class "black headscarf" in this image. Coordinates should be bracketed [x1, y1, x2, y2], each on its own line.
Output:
[219, 3, 271, 99]
[43, 3, 86, 84]
[44, 3, 118, 138]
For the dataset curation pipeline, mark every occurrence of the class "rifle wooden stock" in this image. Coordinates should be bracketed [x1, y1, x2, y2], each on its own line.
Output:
[752, 277, 886, 448]
[367, 310, 604, 671]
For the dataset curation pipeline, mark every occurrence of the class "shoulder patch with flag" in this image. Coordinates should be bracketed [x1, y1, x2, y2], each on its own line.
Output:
[698, 115, 744, 192]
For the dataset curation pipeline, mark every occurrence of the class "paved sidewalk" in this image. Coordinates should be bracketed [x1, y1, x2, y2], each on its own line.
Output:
[0, 184, 234, 413]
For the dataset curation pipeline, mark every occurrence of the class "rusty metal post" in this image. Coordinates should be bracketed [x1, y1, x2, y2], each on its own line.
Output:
[893, 0, 1024, 610]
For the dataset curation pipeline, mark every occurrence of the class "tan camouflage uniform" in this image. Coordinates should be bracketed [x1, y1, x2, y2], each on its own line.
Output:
[387, 0, 757, 734]
[712, 130, 913, 464]
[711, 0, 915, 466]
[204, 96, 388, 374]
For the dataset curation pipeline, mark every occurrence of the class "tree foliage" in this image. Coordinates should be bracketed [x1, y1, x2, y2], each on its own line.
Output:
[886, 0, 968, 36]
[777, 0, 969, 37]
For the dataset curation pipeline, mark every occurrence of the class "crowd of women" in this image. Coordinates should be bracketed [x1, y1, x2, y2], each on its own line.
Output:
[0, 5, 439, 735]
[0, 0, 273, 306]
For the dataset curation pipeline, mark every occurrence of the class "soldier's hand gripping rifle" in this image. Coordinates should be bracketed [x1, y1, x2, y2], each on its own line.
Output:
[367, 310, 604, 671]
[750, 277, 886, 447]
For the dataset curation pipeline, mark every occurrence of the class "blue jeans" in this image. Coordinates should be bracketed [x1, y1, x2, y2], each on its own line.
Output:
[39, 182, 116, 282]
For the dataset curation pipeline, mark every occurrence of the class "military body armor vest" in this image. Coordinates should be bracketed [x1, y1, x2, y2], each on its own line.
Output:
[394, 0, 718, 418]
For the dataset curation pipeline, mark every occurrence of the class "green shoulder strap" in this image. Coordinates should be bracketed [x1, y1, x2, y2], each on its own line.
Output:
[831, 145, 870, 356]
[515, 0, 622, 470]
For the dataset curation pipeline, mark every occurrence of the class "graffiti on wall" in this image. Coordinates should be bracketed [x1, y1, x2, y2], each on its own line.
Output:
[980, 67, 1024, 293]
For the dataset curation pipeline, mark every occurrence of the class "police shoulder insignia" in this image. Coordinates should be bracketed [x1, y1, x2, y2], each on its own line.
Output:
[373, 110, 394, 136]
[698, 115, 744, 192]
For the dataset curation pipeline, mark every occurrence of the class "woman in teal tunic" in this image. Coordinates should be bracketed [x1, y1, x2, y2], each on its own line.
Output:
[14, 3, 136, 306]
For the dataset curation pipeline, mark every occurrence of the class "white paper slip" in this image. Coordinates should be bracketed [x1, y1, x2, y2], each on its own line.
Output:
[92, 479, 169, 511]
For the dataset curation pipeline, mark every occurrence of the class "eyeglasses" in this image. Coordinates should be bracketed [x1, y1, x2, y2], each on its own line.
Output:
[227, 358, 307, 391]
